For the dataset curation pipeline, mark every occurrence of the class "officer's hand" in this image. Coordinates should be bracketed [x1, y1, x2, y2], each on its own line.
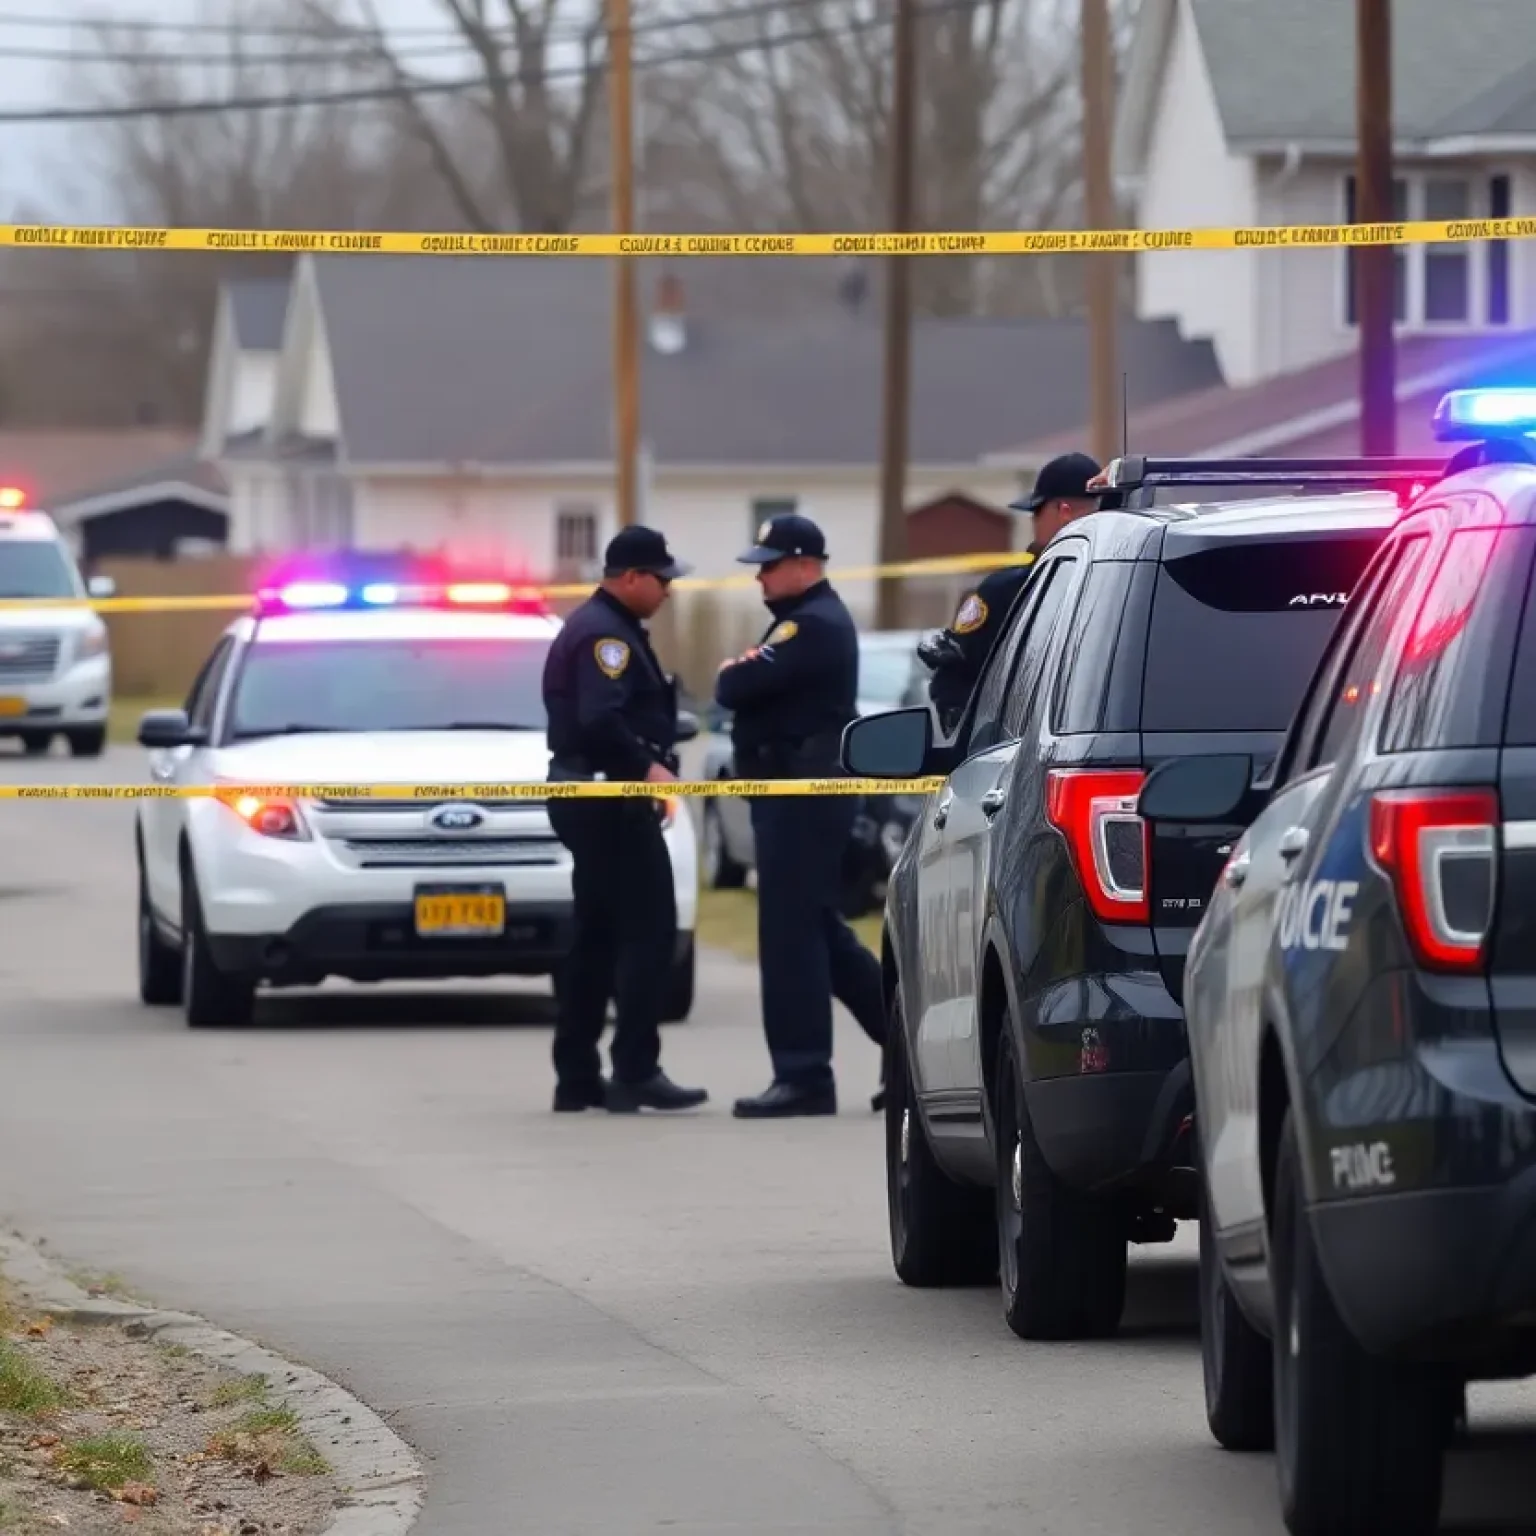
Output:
[645, 761, 677, 784]
[917, 631, 961, 669]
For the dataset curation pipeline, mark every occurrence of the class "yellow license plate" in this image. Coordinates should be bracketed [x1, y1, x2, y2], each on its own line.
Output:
[0, 697, 26, 717]
[414, 891, 505, 936]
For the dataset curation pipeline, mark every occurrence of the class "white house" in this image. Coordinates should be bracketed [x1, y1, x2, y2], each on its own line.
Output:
[199, 255, 1222, 619]
[1117, 0, 1536, 386]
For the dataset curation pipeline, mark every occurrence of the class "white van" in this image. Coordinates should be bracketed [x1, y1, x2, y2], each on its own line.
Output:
[0, 504, 115, 756]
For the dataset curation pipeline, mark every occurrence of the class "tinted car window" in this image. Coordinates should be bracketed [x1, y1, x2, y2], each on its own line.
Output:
[1053, 561, 1136, 734]
[967, 562, 1058, 755]
[0, 541, 78, 599]
[1382, 524, 1535, 753]
[1002, 558, 1076, 739]
[1141, 534, 1384, 732]
[189, 639, 235, 731]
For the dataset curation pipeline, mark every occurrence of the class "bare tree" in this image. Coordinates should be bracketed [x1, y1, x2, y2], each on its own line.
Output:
[301, 0, 608, 234]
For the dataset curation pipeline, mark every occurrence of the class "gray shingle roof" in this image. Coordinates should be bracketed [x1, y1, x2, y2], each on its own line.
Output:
[227, 279, 290, 350]
[307, 257, 1221, 468]
[1188, 0, 1536, 147]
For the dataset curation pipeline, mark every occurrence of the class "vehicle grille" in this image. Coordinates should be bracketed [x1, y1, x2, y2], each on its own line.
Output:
[0, 634, 60, 680]
[341, 836, 563, 869]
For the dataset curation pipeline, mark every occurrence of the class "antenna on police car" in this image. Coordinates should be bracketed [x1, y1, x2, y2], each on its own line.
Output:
[1121, 372, 1129, 456]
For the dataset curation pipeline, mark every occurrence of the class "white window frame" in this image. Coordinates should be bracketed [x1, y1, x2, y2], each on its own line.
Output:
[555, 503, 600, 566]
[749, 495, 798, 539]
[1339, 170, 1513, 332]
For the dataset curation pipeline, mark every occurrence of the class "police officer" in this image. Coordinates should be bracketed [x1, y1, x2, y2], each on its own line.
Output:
[921, 451, 1106, 730]
[542, 525, 708, 1115]
[716, 513, 887, 1118]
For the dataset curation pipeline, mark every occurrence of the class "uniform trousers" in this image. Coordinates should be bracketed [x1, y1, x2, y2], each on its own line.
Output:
[749, 793, 886, 1088]
[548, 798, 675, 1089]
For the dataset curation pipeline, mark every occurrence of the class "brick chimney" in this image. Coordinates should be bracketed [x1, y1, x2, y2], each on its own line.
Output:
[648, 271, 687, 355]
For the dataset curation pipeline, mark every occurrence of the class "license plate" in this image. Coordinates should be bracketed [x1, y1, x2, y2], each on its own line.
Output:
[0, 697, 26, 717]
[414, 886, 505, 936]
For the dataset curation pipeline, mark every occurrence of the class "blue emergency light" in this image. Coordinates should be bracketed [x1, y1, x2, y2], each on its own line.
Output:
[252, 573, 549, 616]
[1432, 388, 1536, 442]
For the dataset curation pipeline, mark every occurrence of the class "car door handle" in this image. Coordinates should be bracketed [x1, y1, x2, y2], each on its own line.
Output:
[932, 789, 953, 829]
[1223, 850, 1251, 889]
[1278, 827, 1309, 862]
[981, 788, 1007, 817]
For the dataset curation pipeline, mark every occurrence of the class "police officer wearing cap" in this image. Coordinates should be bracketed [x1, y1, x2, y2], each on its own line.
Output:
[921, 451, 1106, 731]
[715, 513, 886, 1118]
[542, 525, 708, 1115]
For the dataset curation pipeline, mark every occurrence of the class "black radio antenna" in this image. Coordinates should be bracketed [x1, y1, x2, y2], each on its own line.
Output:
[1122, 372, 1130, 456]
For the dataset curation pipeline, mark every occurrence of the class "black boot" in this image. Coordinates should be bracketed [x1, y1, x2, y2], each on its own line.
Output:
[552, 1079, 608, 1113]
[733, 1081, 837, 1119]
[605, 1071, 708, 1114]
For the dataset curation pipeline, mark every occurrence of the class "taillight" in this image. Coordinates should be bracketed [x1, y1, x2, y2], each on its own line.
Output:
[1045, 769, 1148, 924]
[228, 794, 309, 841]
[1368, 788, 1497, 973]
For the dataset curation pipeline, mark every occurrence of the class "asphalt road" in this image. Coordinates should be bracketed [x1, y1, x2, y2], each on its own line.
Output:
[3, 743, 1536, 1535]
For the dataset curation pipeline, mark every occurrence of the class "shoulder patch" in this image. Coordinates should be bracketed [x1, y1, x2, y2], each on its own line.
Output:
[766, 620, 799, 645]
[593, 638, 631, 678]
[952, 594, 988, 635]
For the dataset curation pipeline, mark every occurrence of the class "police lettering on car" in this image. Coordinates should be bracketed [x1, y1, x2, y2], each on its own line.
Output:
[715, 513, 887, 1117]
[542, 525, 707, 1115]
[921, 452, 1109, 730]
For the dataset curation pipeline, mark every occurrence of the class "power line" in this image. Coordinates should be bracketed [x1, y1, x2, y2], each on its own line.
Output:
[0, 0, 979, 123]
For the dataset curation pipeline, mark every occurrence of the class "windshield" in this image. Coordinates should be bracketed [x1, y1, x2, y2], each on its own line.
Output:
[859, 641, 921, 706]
[0, 542, 79, 600]
[227, 637, 551, 738]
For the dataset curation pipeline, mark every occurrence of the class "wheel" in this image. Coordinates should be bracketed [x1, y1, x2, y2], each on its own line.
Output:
[180, 858, 255, 1029]
[1199, 1144, 1273, 1450]
[1272, 1107, 1444, 1535]
[662, 935, 695, 1022]
[701, 801, 747, 889]
[66, 726, 106, 758]
[886, 989, 995, 1287]
[136, 852, 182, 1007]
[995, 1030, 1127, 1340]
[19, 731, 50, 756]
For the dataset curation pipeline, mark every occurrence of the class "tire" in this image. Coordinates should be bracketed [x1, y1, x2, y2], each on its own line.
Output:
[662, 935, 695, 1022]
[136, 854, 182, 1007]
[180, 859, 256, 1029]
[995, 1030, 1127, 1340]
[701, 802, 747, 889]
[19, 731, 50, 756]
[67, 726, 106, 758]
[1199, 1146, 1274, 1450]
[1272, 1107, 1444, 1536]
[886, 990, 996, 1287]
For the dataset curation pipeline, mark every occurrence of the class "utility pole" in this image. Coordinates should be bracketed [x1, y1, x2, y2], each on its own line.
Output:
[608, 0, 640, 526]
[875, 0, 917, 632]
[1081, 0, 1119, 465]
[1356, 0, 1395, 455]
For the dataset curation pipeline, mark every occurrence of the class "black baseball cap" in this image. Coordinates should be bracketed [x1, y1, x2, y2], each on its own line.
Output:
[737, 512, 828, 565]
[1008, 451, 1104, 513]
[603, 525, 690, 579]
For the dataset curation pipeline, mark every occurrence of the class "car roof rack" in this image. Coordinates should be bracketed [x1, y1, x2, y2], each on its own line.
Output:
[1097, 455, 1447, 508]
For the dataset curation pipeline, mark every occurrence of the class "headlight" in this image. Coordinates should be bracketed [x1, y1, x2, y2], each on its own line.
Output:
[226, 794, 310, 841]
[76, 625, 109, 660]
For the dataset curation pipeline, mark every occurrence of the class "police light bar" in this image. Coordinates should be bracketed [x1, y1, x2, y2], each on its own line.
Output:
[0, 487, 27, 510]
[253, 578, 550, 616]
[1432, 388, 1536, 442]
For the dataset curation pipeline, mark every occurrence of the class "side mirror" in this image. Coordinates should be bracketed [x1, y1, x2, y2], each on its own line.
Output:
[137, 708, 207, 750]
[1138, 754, 1256, 825]
[841, 706, 933, 779]
[87, 574, 116, 599]
[675, 709, 700, 744]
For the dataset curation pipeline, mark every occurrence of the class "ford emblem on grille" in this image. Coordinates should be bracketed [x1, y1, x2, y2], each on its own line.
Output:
[431, 805, 483, 831]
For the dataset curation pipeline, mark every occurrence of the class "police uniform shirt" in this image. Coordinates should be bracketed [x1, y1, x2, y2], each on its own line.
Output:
[715, 579, 859, 776]
[543, 588, 676, 780]
[928, 544, 1041, 716]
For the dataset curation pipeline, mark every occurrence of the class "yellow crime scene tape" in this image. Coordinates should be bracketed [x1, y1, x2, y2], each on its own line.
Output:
[0, 550, 1032, 613]
[1, 217, 1533, 258]
[0, 778, 945, 801]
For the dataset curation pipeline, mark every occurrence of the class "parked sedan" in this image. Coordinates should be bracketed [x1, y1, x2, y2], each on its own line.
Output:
[700, 629, 931, 917]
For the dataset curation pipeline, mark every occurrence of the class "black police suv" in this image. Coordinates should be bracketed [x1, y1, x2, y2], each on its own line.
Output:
[1138, 390, 1536, 1536]
[841, 453, 1445, 1343]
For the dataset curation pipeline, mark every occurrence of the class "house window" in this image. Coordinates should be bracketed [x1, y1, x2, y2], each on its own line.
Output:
[1344, 172, 1513, 328]
[750, 496, 798, 539]
[555, 505, 598, 564]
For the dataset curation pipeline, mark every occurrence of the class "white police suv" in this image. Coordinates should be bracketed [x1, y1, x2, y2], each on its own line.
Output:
[133, 573, 699, 1027]
[0, 495, 115, 756]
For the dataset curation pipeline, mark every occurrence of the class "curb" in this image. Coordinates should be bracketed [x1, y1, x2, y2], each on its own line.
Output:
[0, 1229, 426, 1536]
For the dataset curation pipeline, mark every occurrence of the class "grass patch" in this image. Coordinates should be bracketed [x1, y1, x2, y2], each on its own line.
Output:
[206, 1400, 327, 1478]
[696, 888, 881, 963]
[207, 1374, 267, 1408]
[234, 1406, 297, 1436]
[53, 1432, 151, 1492]
[157, 1342, 190, 1361]
[0, 1342, 66, 1417]
[107, 695, 180, 746]
[279, 1443, 330, 1476]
